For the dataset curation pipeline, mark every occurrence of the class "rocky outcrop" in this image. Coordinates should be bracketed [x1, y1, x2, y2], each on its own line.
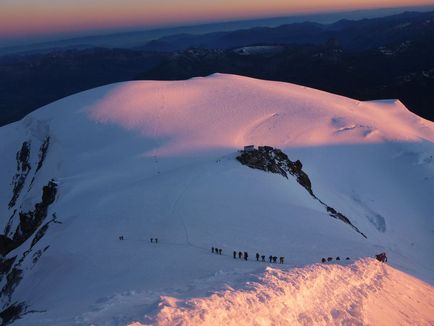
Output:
[8, 142, 31, 209]
[0, 180, 57, 321]
[237, 146, 366, 238]
[30, 137, 50, 187]
[0, 302, 27, 326]
[0, 258, 16, 279]
[1, 134, 54, 324]
[237, 146, 314, 195]
[1, 180, 58, 258]
[0, 238, 15, 258]
[0, 268, 23, 302]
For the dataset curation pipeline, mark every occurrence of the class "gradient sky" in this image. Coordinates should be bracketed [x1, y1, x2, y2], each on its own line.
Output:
[1, 0, 434, 40]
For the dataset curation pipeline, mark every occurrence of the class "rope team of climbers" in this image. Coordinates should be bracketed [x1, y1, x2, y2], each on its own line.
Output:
[118, 236, 387, 265]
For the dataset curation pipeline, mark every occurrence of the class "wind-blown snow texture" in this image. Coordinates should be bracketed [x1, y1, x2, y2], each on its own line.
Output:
[0, 74, 433, 325]
[138, 259, 434, 326]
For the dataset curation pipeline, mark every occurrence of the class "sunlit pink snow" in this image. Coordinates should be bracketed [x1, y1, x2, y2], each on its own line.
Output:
[88, 74, 434, 155]
[131, 258, 434, 326]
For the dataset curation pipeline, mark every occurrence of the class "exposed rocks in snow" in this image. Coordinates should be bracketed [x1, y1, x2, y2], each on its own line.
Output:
[237, 146, 313, 195]
[35, 137, 49, 174]
[30, 224, 49, 249]
[12, 180, 57, 250]
[0, 268, 23, 302]
[30, 137, 50, 188]
[31, 246, 49, 266]
[0, 135, 56, 322]
[237, 146, 366, 238]
[8, 142, 31, 209]
[0, 238, 15, 258]
[3, 210, 17, 238]
[0, 180, 57, 308]
[0, 258, 16, 279]
[0, 301, 28, 326]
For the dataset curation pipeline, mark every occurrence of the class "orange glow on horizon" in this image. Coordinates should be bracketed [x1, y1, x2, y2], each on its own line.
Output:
[1, 0, 433, 38]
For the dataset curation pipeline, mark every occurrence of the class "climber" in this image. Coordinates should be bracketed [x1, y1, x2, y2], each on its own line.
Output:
[233, 251, 237, 259]
[256, 253, 260, 261]
[244, 251, 248, 261]
[375, 252, 387, 263]
[238, 251, 242, 259]
[279, 257, 284, 264]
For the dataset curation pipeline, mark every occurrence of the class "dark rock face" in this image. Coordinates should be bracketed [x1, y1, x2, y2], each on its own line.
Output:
[8, 142, 31, 209]
[6, 180, 58, 254]
[0, 237, 15, 258]
[0, 268, 23, 301]
[237, 146, 366, 238]
[0, 258, 16, 278]
[30, 224, 49, 248]
[1, 138, 55, 323]
[237, 147, 314, 194]
[30, 137, 50, 188]
[35, 137, 49, 174]
[0, 180, 58, 315]
[32, 246, 49, 265]
[0, 302, 27, 326]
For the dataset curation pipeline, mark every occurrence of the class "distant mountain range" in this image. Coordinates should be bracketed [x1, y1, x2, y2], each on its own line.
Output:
[138, 10, 434, 52]
[0, 10, 433, 127]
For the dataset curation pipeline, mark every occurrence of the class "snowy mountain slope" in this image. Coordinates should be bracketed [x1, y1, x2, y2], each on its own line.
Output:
[0, 74, 433, 325]
[138, 258, 434, 326]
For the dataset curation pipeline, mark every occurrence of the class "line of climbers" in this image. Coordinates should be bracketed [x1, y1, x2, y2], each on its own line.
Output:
[118, 236, 159, 243]
[228, 250, 284, 264]
[118, 238, 386, 265]
[321, 256, 349, 263]
[320, 252, 387, 263]
[211, 247, 222, 255]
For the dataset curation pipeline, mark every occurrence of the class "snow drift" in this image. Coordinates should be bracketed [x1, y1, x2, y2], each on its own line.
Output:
[0, 74, 433, 325]
[137, 259, 434, 326]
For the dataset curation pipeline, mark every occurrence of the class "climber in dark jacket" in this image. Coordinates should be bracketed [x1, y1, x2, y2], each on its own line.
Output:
[212, 247, 215, 253]
[244, 252, 248, 261]
[218, 248, 222, 255]
[261, 255, 265, 262]
[273, 256, 277, 263]
[233, 251, 237, 259]
[256, 253, 260, 261]
[269, 255, 273, 263]
[375, 252, 387, 263]
[238, 251, 242, 259]
[279, 257, 284, 264]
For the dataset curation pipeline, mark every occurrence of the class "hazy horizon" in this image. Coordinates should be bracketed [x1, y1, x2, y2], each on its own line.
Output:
[1, 2, 434, 49]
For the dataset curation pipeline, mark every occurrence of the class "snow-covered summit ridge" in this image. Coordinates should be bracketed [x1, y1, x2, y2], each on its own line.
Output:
[136, 258, 434, 326]
[28, 73, 433, 156]
[1, 74, 433, 325]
